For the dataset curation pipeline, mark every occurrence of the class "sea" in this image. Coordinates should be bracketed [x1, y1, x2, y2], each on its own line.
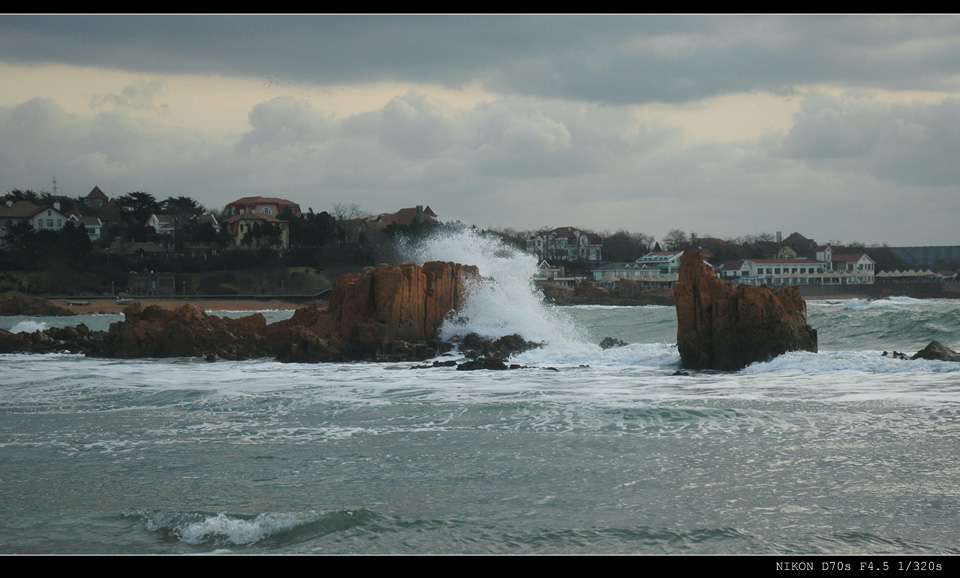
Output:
[2, 230, 960, 556]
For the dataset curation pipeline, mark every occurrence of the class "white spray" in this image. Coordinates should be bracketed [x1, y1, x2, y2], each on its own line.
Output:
[399, 227, 585, 345]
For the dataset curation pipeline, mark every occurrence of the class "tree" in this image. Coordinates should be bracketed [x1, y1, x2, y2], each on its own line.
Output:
[119, 192, 163, 225]
[161, 195, 205, 218]
[602, 229, 655, 261]
[331, 202, 369, 221]
[1, 189, 41, 204]
[662, 229, 690, 251]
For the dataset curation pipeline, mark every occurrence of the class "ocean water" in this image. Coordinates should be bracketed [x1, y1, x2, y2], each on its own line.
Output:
[2, 233, 960, 555]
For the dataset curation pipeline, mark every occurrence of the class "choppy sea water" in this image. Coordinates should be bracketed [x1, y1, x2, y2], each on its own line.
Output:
[2, 234, 960, 555]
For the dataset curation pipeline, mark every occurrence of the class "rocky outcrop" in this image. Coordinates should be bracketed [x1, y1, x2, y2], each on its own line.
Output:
[674, 249, 817, 371]
[0, 324, 99, 355]
[455, 332, 542, 360]
[2, 262, 482, 363]
[911, 340, 960, 362]
[95, 301, 272, 360]
[271, 261, 479, 362]
[0, 292, 75, 316]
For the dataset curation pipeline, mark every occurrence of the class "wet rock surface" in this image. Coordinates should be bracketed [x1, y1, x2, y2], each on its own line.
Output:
[910, 340, 960, 362]
[674, 249, 818, 371]
[0, 261, 481, 364]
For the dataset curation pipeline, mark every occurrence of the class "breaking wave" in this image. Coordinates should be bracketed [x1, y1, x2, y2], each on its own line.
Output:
[400, 227, 585, 345]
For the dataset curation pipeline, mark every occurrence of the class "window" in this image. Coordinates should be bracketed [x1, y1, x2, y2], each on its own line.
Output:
[261, 207, 273, 215]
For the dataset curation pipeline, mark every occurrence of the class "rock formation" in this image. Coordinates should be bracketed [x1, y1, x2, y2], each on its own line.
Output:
[0, 292, 75, 316]
[0, 324, 98, 355]
[95, 301, 272, 360]
[1, 262, 485, 364]
[674, 249, 817, 371]
[911, 340, 960, 362]
[271, 261, 479, 362]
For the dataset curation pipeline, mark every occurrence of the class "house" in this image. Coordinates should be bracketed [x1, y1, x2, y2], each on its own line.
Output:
[719, 258, 826, 286]
[145, 214, 177, 235]
[223, 196, 301, 219]
[196, 213, 220, 234]
[0, 200, 72, 233]
[527, 227, 603, 264]
[719, 246, 876, 286]
[781, 232, 818, 256]
[592, 250, 713, 289]
[68, 215, 103, 242]
[532, 260, 582, 288]
[223, 212, 290, 250]
[374, 205, 437, 227]
[85, 186, 109, 210]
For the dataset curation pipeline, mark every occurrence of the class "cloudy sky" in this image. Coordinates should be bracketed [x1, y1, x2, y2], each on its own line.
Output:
[2, 14, 959, 246]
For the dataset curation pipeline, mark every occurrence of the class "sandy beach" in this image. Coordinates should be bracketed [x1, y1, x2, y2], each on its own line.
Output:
[51, 297, 316, 315]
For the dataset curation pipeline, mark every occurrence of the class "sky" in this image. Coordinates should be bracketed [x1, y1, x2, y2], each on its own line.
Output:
[1, 14, 960, 246]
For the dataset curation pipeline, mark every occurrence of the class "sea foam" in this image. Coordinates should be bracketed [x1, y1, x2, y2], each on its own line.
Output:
[400, 227, 585, 346]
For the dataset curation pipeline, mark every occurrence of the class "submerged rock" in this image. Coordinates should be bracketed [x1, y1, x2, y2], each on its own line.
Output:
[599, 337, 627, 349]
[673, 249, 817, 371]
[456, 332, 542, 361]
[456, 357, 524, 371]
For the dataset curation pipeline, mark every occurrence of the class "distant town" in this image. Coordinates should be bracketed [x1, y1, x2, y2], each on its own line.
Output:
[1, 185, 958, 300]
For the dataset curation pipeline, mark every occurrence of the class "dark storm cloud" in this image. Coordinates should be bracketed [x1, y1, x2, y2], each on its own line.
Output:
[5, 15, 960, 105]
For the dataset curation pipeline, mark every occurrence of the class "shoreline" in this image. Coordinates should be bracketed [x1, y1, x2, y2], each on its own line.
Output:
[39, 293, 956, 316]
[51, 297, 315, 315]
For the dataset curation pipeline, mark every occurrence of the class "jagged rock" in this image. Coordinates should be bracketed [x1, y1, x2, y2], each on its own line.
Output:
[911, 341, 960, 362]
[456, 332, 542, 360]
[599, 337, 627, 349]
[456, 357, 524, 371]
[0, 292, 75, 316]
[5, 262, 480, 364]
[94, 302, 271, 360]
[0, 323, 99, 354]
[270, 261, 478, 362]
[674, 249, 818, 371]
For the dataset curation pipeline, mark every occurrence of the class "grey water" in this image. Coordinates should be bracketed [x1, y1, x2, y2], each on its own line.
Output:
[2, 296, 960, 554]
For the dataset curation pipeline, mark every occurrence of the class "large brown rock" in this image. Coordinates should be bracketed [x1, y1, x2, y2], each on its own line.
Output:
[10, 261, 479, 363]
[271, 261, 479, 362]
[674, 249, 817, 371]
[95, 301, 271, 360]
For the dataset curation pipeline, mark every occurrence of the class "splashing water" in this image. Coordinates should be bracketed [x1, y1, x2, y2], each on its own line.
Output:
[399, 227, 585, 345]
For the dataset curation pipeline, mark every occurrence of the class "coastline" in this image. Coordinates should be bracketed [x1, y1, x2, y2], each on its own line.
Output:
[38, 292, 954, 316]
[51, 297, 315, 315]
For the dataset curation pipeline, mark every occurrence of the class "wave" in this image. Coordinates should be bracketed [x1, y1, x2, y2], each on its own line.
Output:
[402, 227, 585, 345]
[8, 320, 48, 333]
[132, 508, 379, 548]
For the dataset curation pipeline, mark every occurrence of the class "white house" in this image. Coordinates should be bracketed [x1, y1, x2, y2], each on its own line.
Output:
[592, 250, 712, 289]
[719, 246, 876, 286]
[68, 214, 103, 242]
